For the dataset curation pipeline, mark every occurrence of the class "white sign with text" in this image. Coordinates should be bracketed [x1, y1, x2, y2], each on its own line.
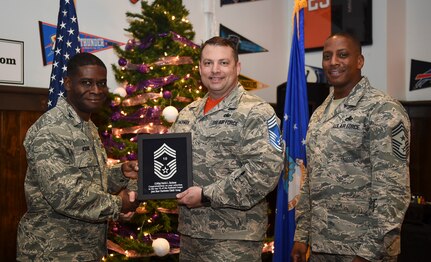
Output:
[0, 39, 24, 85]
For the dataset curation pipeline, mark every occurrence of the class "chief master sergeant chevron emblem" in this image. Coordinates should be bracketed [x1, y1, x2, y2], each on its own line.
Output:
[392, 122, 408, 161]
[154, 143, 177, 180]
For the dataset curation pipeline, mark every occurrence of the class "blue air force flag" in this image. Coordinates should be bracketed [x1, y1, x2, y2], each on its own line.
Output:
[273, 0, 309, 261]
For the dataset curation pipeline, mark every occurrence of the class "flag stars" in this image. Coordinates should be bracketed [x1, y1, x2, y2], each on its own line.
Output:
[48, 0, 80, 109]
[293, 124, 298, 130]
[302, 138, 306, 145]
[284, 114, 289, 122]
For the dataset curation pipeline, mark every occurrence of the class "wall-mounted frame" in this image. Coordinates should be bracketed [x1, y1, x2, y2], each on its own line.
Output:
[304, 0, 372, 52]
[0, 39, 24, 85]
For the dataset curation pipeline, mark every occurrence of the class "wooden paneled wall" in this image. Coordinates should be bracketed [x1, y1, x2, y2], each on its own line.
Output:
[0, 85, 47, 261]
[402, 101, 431, 201]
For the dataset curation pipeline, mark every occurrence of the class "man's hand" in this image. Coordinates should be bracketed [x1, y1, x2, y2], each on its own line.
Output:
[120, 211, 134, 221]
[118, 189, 139, 213]
[176, 186, 203, 208]
[291, 241, 307, 262]
[121, 160, 139, 179]
[119, 191, 137, 221]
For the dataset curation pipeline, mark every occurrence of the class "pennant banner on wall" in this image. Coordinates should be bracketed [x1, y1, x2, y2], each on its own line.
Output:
[410, 59, 431, 91]
[221, 0, 265, 6]
[39, 21, 125, 66]
[305, 65, 326, 83]
[219, 24, 268, 54]
[238, 74, 269, 91]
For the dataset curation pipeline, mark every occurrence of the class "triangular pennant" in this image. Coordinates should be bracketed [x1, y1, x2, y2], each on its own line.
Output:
[221, 0, 265, 7]
[219, 24, 268, 54]
[39, 21, 125, 66]
[238, 74, 269, 91]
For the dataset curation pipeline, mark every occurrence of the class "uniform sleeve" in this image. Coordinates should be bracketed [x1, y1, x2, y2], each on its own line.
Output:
[358, 102, 411, 260]
[203, 104, 284, 209]
[27, 128, 123, 222]
[293, 165, 311, 244]
[293, 111, 318, 245]
[106, 163, 130, 194]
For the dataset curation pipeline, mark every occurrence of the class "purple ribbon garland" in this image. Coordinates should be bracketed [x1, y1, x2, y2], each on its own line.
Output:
[101, 133, 126, 151]
[112, 221, 180, 248]
[130, 31, 199, 51]
[169, 31, 200, 49]
[136, 74, 180, 91]
[111, 107, 162, 125]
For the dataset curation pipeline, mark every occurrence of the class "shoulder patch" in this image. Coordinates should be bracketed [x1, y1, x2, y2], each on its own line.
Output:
[392, 121, 408, 161]
[267, 114, 283, 152]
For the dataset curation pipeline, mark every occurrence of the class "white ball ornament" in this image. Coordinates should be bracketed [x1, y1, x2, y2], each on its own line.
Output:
[113, 87, 127, 97]
[152, 237, 170, 257]
[162, 106, 179, 123]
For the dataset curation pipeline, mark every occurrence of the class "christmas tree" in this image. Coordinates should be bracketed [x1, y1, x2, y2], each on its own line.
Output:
[97, 0, 205, 260]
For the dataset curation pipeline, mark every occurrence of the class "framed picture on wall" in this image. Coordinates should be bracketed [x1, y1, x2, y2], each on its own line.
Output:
[304, 0, 372, 52]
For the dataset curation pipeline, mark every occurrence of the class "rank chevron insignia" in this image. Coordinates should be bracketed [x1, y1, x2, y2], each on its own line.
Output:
[392, 122, 408, 161]
[154, 143, 177, 180]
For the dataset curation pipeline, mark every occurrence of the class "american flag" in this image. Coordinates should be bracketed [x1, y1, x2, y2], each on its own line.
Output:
[48, 0, 81, 109]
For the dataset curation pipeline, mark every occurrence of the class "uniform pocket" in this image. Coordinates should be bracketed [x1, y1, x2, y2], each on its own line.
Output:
[326, 199, 370, 215]
[74, 144, 98, 168]
[322, 199, 371, 243]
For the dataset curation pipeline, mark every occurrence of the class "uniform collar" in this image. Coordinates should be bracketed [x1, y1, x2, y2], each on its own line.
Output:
[342, 76, 370, 107]
[192, 83, 245, 116]
[56, 97, 88, 127]
[317, 77, 370, 120]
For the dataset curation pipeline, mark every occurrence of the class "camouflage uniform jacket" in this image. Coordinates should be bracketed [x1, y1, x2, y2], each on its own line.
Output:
[17, 97, 129, 261]
[170, 85, 284, 241]
[294, 77, 411, 261]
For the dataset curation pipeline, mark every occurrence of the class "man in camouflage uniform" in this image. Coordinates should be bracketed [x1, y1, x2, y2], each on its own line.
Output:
[16, 53, 139, 261]
[291, 32, 411, 262]
[172, 37, 284, 261]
